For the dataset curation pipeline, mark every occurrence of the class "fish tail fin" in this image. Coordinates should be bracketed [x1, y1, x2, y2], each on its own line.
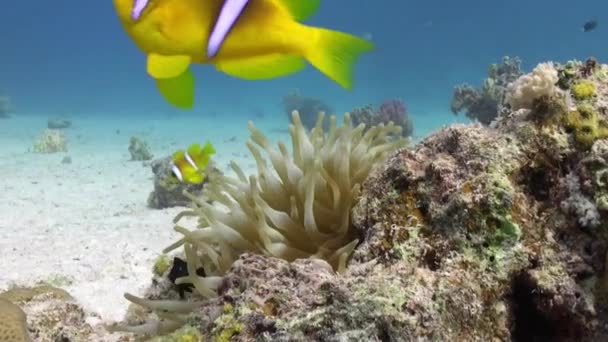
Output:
[303, 27, 374, 90]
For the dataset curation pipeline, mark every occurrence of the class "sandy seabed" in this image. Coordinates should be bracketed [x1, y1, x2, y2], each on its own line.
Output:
[0, 112, 268, 323]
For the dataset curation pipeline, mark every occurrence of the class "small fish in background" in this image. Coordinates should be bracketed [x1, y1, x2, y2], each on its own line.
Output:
[361, 31, 373, 41]
[170, 142, 216, 184]
[583, 20, 598, 32]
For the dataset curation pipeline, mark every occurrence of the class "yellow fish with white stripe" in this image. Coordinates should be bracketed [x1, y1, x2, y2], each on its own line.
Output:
[171, 142, 216, 184]
[113, 0, 374, 108]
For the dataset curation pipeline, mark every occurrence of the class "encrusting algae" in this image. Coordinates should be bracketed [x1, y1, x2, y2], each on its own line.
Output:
[571, 80, 597, 100]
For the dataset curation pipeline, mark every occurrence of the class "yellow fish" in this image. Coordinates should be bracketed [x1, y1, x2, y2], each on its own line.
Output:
[171, 142, 216, 184]
[113, 0, 374, 109]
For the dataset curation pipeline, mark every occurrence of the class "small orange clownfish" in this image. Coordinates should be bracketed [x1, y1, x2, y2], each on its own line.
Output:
[170, 142, 216, 184]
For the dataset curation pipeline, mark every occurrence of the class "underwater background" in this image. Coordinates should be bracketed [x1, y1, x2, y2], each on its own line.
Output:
[1, 0, 605, 135]
[3, 0, 608, 339]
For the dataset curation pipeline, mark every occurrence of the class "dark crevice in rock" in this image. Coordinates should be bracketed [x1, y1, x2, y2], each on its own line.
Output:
[509, 271, 586, 342]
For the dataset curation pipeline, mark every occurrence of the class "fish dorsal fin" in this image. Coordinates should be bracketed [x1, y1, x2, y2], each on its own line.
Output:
[216, 54, 306, 80]
[202, 141, 216, 155]
[188, 141, 215, 168]
[187, 143, 202, 165]
[147, 53, 192, 79]
[172, 150, 188, 168]
[156, 69, 195, 109]
[276, 0, 320, 21]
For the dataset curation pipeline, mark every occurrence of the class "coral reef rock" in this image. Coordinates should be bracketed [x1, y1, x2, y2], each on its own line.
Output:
[146, 156, 218, 209]
[0, 285, 126, 341]
[451, 56, 523, 125]
[351, 59, 608, 341]
[128, 136, 154, 161]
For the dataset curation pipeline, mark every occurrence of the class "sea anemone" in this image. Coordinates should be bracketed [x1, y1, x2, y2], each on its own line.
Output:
[168, 111, 406, 283]
[111, 111, 407, 335]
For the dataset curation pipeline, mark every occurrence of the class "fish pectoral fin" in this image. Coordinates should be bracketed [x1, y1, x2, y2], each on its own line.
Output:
[277, 0, 320, 21]
[147, 53, 192, 79]
[156, 69, 195, 109]
[184, 169, 205, 184]
[215, 54, 306, 80]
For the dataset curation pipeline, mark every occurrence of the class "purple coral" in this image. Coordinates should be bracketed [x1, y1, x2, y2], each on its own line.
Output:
[350, 99, 414, 137]
[379, 99, 407, 124]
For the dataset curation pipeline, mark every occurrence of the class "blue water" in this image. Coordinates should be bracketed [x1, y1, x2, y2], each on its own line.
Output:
[1, 0, 607, 135]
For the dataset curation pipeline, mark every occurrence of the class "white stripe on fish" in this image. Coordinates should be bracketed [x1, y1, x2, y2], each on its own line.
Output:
[184, 151, 199, 170]
[171, 163, 183, 182]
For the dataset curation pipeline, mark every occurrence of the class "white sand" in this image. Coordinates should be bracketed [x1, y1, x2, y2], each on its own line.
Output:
[0, 113, 277, 323]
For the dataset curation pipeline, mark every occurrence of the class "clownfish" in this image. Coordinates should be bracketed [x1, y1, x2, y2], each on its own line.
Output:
[113, 0, 374, 109]
[170, 142, 216, 184]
